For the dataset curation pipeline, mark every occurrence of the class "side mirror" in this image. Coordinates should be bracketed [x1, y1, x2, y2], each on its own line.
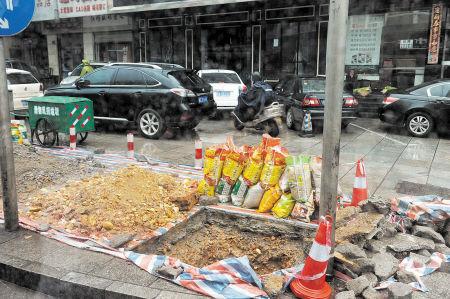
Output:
[75, 78, 90, 89]
[68, 71, 72, 76]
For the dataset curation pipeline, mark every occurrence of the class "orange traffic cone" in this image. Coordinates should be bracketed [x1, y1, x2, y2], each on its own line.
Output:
[290, 216, 332, 299]
[351, 159, 368, 206]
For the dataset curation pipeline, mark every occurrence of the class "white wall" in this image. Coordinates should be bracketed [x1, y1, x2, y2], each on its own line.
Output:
[83, 32, 95, 61]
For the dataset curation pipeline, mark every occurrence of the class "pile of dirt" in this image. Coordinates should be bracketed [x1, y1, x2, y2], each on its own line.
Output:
[22, 165, 197, 240]
[157, 224, 308, 275]
[0, 145, 101, 203]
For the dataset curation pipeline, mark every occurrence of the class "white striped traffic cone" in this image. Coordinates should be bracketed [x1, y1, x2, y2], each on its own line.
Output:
[290, 216, 332, 299]
[127, 133, 135, 159]
[69, 126, 76, 150]
[351, 159, 368, 206]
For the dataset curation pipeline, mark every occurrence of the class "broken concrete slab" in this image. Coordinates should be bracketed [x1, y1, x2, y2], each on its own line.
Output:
[107, 234, 136, 249]
[360, 196, 390, 215]
[362, 287, 383, 299]
[372, 252, 399, 280]
[395, 181, 450, 198]
[336, 243, 367, 259]
[351, 258, 375, 275]
[336, 212, 384, 245]
[198, 196, 219, 206]
[336, 290, 356, 299]
[445, 232, 450, 247]
[387, 282, 413, 299]
[156, 266, 183, 280]
[412, 225, 445, 244]
[385, 233, 435, 253]
[435, 243, 450, 255]
[416, 249, 431, 257]
[346, 276, 370, 296]
[409, 253, 430, 265]
[361, 273, 378, 288]
[396, 270, 416, 284]
[364, 239, 386, 254]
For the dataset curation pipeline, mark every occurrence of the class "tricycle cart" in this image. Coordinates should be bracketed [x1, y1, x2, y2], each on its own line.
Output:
[27, 96, 95, 147]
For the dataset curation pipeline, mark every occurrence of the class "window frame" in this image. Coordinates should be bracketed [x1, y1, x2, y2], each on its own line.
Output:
[84, 68, 117, 87]
[112, 68, 162, 87]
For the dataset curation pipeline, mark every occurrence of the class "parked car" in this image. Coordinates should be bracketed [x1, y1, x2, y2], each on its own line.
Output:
[275, 76, 358, 130]
[45, 66, 216, 139]
[7, 68, 43, 111]
[108, 62, 184, 70]
[60, 62, 107, 85]
[197, 69, 247, 111]
[379, 79, 450, 137]
[5, 58, 41, 80]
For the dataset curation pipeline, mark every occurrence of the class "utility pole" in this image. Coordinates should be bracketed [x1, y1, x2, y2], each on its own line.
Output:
[0, 38, 19, 231]
[319, 0, 349, 253]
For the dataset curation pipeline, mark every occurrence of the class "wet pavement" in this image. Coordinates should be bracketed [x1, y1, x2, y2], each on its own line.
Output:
[0, 279, 54, 298]
[81, 117, 450, 199]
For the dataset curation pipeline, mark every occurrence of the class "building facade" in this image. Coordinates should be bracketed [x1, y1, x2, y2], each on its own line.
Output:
[5, 0, 450, 89]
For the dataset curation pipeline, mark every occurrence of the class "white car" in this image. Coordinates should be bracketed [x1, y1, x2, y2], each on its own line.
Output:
[7, 68, 43, 111]
[197, 70, 246, 110]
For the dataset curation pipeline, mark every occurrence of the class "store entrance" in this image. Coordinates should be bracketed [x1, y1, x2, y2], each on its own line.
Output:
[200, 26, 251, 83]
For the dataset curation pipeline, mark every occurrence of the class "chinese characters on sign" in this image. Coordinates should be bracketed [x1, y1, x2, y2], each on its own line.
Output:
[33, 0, 58, 21]
[58, 0, 108, 18]
[345, 15, 384, 66]
[427, 3, 443, 65]
[400, 40, 413, 49]
[34, 105, 60, 117]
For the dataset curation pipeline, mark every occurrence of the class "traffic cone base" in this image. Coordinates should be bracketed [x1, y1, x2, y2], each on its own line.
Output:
[290, 278, 332, 299]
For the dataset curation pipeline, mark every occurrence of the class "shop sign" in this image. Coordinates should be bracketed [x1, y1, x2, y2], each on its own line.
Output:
[400, 40, 413, 49]
[33, 0, 58, 21]
[83, 14, 131, 29]
[427, 3, 443, 65]
[345, 15, 384, 66]
[58, 0, 108, 19]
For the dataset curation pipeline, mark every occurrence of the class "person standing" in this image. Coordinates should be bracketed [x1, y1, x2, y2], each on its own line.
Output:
[80, 59, 94, 77]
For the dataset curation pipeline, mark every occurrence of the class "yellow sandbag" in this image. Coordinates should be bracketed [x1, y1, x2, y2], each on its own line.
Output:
[242, 147, 264, 186]
[198, 179, 215, 197]
[203, 147, 227, 185]
[222, 151, 245, 184]
[272, 193, 295, 218]
[258, 185, 282, 213]
[260, 147, 288, 189]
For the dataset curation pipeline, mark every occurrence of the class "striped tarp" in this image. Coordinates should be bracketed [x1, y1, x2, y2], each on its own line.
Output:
[390, 195, 450, 224]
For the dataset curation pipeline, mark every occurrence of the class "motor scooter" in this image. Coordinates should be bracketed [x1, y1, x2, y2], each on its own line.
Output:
[232, 102, 283, 137]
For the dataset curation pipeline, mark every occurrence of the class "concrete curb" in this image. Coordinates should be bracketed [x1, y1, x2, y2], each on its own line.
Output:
[0, 254, 163, 299]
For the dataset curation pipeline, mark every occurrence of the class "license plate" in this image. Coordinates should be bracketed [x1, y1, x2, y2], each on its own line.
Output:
[199, 96, 208, 104]
[217, 91, 231, 97]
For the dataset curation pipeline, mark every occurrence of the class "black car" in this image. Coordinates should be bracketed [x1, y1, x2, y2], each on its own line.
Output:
[379, 79, 450, 137]
[275, 76, 358, 130]
[45, 66, 216, 139]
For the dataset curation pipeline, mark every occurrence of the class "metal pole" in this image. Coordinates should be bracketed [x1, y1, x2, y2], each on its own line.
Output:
[440, 7, 448, 79]
[0, 38, 19, 231]
[319, 0, 349, 256]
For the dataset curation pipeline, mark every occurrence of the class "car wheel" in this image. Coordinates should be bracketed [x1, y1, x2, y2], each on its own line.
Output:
[406, 112, 433, 138]
[137, 108, 166, 140]
[286, 108, 295, 130]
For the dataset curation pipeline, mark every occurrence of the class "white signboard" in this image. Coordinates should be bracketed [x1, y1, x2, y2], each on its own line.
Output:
[58, 0, 108, 19]
[400, 39, 414, 49]
[345, 15, 384, 66]
[83, 14, 130, 28]
[33, 0, 58, 21]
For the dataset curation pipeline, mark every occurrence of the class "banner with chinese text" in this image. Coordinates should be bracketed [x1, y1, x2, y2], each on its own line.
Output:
[58, 0, 108, 18]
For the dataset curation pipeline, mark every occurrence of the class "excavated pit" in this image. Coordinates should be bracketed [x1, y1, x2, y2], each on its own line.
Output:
[133, 207, 317, 275]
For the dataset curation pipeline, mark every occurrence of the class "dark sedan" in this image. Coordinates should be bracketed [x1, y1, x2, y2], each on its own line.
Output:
[379, 79, 450, 137]
[45, 66, 216, 139]
[275, 76, 358, 130]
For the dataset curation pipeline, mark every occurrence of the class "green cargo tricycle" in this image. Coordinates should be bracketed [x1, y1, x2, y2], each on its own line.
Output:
[27, 96, 95, 147]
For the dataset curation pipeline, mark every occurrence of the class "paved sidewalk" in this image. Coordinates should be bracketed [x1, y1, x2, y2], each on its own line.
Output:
[0, 224, 205, 299]
[0, 279, 54, 298]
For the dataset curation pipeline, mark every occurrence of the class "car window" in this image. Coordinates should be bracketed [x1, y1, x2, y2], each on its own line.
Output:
[410, 86, 428, 96]
[115, 69, 146, 85]
[7, 73, 39, 84]
[441, 83, 450, 98]
[428, 84, 443, 97]
[169, 71, 206, 89]
[11, 62, 23, 70]
[201, 73, 241, 84]
[84, 68, 116, 85]
[71, 65, 83, 77]
[5, 62, 12, 68]
[301, 79, 326, 93]
[143, 74, 160, 86]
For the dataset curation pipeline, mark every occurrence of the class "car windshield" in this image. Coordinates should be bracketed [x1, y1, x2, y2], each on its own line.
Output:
[7, 73, 38, 84]
[302, 79, 326, 93]
[201, 73, 241, 84]
[169, 70, 206, 88]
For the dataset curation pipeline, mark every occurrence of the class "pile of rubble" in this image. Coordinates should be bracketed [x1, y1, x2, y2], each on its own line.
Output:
[334, 197, 450, 299]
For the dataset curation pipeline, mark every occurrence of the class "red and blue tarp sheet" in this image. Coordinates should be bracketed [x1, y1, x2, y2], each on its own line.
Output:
[391, 195, 450, 224]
